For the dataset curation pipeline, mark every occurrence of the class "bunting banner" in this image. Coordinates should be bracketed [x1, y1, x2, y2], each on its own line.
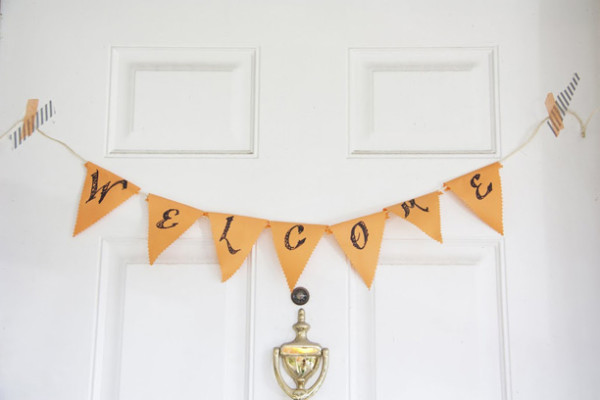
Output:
[330, 212, 387, 288]
[270, 222, 327, 291]
[387, 191, 443, 243]
[73, 162, 140, 236]
[208, 213, 268, 282]
[444, 162, 504, 235]
[9, 89, 595, 289]
[147, 194, 204, 265]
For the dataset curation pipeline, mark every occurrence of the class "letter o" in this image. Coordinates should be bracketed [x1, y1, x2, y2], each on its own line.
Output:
[350, 221, 369, 250]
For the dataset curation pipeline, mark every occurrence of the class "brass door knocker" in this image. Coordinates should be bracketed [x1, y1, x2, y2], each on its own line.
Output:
[273, 309, 329, 400]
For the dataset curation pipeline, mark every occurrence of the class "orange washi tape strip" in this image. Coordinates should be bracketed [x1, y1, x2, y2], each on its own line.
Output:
[22, 99, 39, 139]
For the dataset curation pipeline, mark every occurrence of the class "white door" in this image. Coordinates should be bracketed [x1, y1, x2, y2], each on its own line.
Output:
[1, 1, 599, 399]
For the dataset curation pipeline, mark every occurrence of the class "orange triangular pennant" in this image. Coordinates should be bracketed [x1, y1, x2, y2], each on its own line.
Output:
[444, 162, 504, 235]
[270, 222, 327, 291]
[387, 191, 443, 243]
[73, 162, 140, 236]
[147, 194, 204, 265]
[208, 213, 268, 282]
[330, 212, 387, 289]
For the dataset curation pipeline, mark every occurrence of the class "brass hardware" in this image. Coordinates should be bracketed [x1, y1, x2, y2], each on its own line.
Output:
[273, 309, 329, 400]
[291, 287, 310, 305]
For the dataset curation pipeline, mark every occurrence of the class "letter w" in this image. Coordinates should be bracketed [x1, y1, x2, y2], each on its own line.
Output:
[86, 170, 128, 204]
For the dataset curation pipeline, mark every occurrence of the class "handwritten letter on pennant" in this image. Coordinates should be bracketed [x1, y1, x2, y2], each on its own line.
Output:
[208, 213, 268, 282]
[388, 191, 443, 243]
[444, 162, 504, 235]
[330, 212, 387, 289]
[270, 222, 327, 291]
[147, 194, 204, 265]
[73, 162, 140, 236]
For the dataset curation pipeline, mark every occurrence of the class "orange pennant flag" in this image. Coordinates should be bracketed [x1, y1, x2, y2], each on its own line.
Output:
[147, 194, 204, 265]
[73, 162, 140, 236]
[387, 191, 443, 243]
[208, 213, 268, 282]
[330, 212, 387, 289]
[444, 162, 504, 235]
[270, 222, 327, 291]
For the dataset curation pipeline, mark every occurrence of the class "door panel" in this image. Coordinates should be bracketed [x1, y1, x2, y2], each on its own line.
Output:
[350, 239, 508, 400]
[348, 47, 499, 156]
[107, 47, 257, 157]
[0, 1, 599, 400]
[92, 239, 253, 400]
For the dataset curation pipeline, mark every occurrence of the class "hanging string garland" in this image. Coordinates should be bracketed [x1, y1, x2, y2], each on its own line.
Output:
[1, 98, 598, 290]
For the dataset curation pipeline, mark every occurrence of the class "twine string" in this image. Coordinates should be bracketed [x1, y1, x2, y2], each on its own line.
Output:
[570, 110, 586, 138]
[34, 128, 150, 196]
[10, 108, 594, 165]
[501, 109, 588, 162]
[582, 105, 600, 137]
[501, 117, 550, 162]
[1, 105, 598, 196]
[36, 128, 86, 163]
[0, 118, 26, 140]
